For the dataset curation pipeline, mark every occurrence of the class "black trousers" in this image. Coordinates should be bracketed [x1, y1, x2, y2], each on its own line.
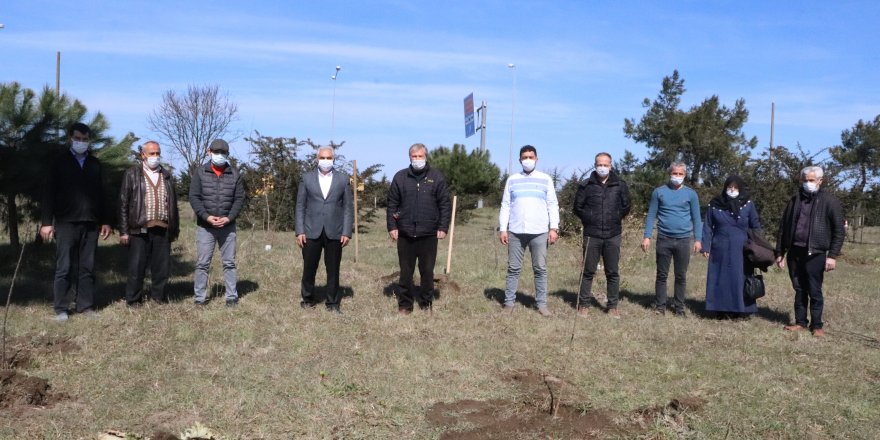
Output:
[397, 234, 438, 310]
[301, 230, 343, 308]
[578, 234, 622, 309]
[655, 236, 692, 312]
[125, 227, 171, 304]
[53, 221, 98, 314]
[787, 246, 826, 329]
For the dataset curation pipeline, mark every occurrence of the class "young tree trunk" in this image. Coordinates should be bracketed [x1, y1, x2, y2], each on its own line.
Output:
[4, 192, 20, 247]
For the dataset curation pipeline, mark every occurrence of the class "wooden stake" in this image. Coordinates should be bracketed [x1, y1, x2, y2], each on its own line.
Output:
[445, 195, 458, 274]
[352, 160, 359, 263]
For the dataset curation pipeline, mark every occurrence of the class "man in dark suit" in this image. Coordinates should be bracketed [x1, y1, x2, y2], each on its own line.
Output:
[295, 146, 354, 313]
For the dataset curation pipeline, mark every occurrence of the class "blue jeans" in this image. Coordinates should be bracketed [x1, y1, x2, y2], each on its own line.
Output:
[505, 232, 548, 307]
[655, 236, 692, 312]
[194, 225, 238, 301]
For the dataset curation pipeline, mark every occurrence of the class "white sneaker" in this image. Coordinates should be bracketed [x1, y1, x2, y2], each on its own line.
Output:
[54, 312, 69, 322]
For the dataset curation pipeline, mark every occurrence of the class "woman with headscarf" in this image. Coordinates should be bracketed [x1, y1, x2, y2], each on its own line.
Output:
[701, 175, 762, 318]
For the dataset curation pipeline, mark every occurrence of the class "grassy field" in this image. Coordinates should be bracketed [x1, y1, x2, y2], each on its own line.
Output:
[1, 207, 879, 439]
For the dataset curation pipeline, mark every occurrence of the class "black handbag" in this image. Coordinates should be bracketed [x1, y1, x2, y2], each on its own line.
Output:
[744, 270, 766, 301]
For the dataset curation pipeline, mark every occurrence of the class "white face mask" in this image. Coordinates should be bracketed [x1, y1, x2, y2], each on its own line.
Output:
[411, 159, 426, 171]
[146, 156, 161, 169]
[211, 153, 228, 167]
[521, 159, 536, 173]
[595, 166, 610, 177]
[726, 189, 739, 198]
[71, 140, 89, 154]
[670, 176, 684, 186]
[803, 181, 819, 193]
[318, 159, 334, 172]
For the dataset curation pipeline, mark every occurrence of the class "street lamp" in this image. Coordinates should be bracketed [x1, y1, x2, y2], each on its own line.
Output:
[507, 63, 517, 176]
[330, 65, 341, 145]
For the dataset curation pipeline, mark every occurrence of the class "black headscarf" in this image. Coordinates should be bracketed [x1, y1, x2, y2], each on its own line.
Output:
[709, 175, 750, 216]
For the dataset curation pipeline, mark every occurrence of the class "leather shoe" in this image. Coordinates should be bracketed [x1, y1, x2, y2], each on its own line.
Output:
[811, 328, 825, 337]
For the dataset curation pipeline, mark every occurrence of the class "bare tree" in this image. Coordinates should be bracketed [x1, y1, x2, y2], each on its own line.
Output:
[148, 84, 238, 171]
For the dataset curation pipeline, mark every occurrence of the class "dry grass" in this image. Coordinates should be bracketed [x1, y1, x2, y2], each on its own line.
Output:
[1, 208, 879, 439]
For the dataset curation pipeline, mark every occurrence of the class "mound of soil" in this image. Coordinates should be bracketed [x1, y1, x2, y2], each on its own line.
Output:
[426, 369, 706, 439]
[3, 334, 80, 369]
[0, 369, 68, 410]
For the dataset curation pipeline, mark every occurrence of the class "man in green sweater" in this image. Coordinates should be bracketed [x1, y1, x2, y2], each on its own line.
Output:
[641, 162, 702, 317]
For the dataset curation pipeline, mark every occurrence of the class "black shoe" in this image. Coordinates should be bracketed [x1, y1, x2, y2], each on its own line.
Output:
[127, 301, 143, 308]
[194, 300, 208, 306]
[674, 309, 687, 318]
[300, 301, 317, 309]
[327, 306, 342, 315]
[654, 306, 666, 316]
[225, 299, 239, 307]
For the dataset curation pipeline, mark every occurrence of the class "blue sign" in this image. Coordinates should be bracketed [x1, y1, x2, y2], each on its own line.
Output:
[464, 93, 475, 138]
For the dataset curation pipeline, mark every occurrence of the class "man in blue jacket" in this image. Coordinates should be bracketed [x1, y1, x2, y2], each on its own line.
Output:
[189, 139, 246, 307]
[641, 162, 702, 317]
[387, 143, 451, 315]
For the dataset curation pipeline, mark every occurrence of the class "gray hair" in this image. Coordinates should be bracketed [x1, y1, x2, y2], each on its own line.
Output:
[408, 143, 428, 156]
[138, 140, 160, 153]
[317, 146, 334, 157]
[668, 162, 687, 173]
[801, 166, 824, 179]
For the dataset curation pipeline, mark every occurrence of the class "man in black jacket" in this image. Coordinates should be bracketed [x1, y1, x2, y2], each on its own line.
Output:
[387, 143, 451, 315]
[40, 122, 112, 321]
[775, 166, 844, 337]
[189, 139, 246, 307]
[573, 152, 631, 318]
[119, 141, 179, 306]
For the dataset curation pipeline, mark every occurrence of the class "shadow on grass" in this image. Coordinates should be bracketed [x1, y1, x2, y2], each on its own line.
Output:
[483, 287, 537, 309]
[382, 281, 441, 302]
[621, 288, 790, 324]
[550, 289, 606, 310]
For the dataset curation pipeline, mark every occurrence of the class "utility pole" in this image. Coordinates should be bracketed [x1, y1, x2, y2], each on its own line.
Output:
[56, 51, 61, 95]
[769, 102, 775, 148]
[477, 101, 487, 153]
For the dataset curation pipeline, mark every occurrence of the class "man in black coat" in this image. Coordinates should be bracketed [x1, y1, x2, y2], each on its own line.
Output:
[775, 166, 844, 337]
[189, 139, 246, 307]
[386, 143, 451, 315]
[119, 141, 179, 306]
[573, 152, 631, 318]
[40, 122, 113, 321]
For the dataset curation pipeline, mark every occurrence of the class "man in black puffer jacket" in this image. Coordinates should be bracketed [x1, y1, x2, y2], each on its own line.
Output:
[573, 152, 631, 318]
[189, 139, 246, 307]
[386, 143, 451, 315]
[775, 166, 844, 337]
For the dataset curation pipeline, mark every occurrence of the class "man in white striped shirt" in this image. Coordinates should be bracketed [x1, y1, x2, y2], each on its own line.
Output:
[498, 145, 560, 316]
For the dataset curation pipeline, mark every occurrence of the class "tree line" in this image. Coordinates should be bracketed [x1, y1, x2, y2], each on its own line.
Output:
[2, 72, 878, 246]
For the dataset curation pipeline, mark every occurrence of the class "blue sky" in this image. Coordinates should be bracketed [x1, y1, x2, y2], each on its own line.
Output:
[1, 1, 878, 177]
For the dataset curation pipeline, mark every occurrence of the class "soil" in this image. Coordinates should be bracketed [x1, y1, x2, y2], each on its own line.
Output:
[426, 369, 706, 439]
[3, 334, 80, 368]
[0, 369, 68, 410]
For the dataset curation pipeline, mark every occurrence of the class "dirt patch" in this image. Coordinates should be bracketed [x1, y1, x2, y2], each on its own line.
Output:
[426, 369, 706, 439]
[0, 369, 69, 411]
[3, 334, 80, 369]
[380, 272, 462, 294]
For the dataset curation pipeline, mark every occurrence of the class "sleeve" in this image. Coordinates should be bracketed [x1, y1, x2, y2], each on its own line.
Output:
[189, 168, 208, 221]
[98, 161, 114, 226]
[775, 199, 792, 257]
[691, 190, 703, 241]
[41, 158, 57, 226]
[227, 171, 246, 221]
[498, 177, 511, 232]
[295, 175, 308, 235]
[167, 173, 180, 242]
[702, 207, 714, 252]
[546, 176, 560, 230]
[573, 183, 587, 222]
[643, 188, 660, 238]
[827, 196, 845, 258]
[118, 168, 132, 235]
[620, 180, 632, 219]
[386, 174, 401, 232]
[748, 201, 762, 230]
[436, 175, 452, 233]
[342, 174, 354, 237]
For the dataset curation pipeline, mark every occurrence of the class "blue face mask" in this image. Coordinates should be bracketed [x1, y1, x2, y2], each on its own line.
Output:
[670, 176, 684, 186]
[211, 153, 228, 167]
